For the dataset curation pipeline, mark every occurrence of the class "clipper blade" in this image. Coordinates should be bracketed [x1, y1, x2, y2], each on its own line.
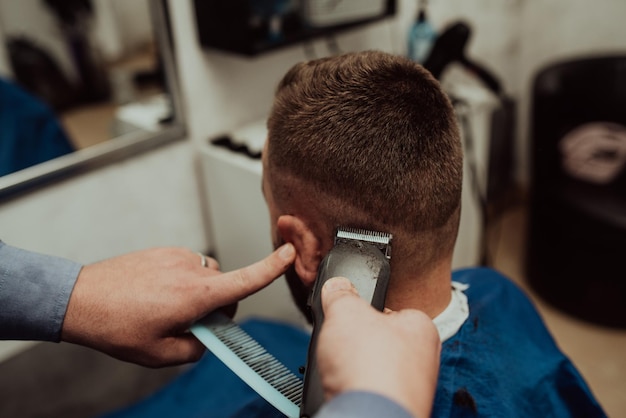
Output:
[335, 227, 392, 259]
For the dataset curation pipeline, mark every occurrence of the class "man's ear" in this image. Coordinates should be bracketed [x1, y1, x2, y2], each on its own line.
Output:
[276, 215, 323, 286]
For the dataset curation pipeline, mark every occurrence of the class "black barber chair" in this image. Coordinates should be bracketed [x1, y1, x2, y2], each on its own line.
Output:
[526, 55, 626, 328]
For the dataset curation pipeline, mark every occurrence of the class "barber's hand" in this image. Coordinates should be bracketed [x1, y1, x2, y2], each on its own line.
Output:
[61, 244, 295, 367]
[316, 277, 441, 418]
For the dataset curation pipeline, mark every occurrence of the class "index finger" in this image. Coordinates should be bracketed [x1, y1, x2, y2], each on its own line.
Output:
[205, 243, 295, 308]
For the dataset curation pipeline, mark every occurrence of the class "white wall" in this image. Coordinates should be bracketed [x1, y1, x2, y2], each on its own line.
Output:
[93, 0, 154, 63]
[0, 142, 205, 262]
[0, 0, 76, 80]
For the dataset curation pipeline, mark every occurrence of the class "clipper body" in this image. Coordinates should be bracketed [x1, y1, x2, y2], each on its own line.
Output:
[299, 228, 392, 418]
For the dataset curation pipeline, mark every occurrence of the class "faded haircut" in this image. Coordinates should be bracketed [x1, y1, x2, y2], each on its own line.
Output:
[266, 50, 463, 270]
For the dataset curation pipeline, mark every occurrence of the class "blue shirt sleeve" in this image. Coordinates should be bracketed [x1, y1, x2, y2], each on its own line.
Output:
[0, 241, 82, 342]
[315, 391, 414, 418]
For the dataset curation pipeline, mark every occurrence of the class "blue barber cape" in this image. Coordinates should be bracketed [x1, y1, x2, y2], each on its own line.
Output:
[102, 268, 606, 417]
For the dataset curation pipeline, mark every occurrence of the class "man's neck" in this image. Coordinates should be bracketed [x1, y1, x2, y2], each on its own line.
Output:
[384, 262, 453, 319]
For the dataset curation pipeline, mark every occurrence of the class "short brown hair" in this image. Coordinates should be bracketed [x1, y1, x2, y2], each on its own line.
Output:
[266, 50, 462, 271]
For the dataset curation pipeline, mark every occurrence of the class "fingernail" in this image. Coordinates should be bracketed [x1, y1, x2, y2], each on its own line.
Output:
[323, 277, 356, 293]
[278, 243, 295, 260]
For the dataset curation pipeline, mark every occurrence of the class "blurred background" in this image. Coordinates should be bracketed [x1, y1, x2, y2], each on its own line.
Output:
[0, 0, 624, 416]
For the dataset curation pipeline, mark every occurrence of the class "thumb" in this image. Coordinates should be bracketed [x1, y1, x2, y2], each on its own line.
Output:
[321, 277, 361, 316]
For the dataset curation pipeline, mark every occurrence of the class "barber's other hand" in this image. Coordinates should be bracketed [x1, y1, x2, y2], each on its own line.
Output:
[316, 277, 441, 418]
[61, 244, 295, 367]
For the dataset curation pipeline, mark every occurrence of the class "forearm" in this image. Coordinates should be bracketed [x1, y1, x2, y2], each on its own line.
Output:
[0, 241, 82, 341]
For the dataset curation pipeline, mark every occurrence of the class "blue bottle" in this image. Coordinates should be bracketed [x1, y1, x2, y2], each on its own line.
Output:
[408, 3, 436, 64]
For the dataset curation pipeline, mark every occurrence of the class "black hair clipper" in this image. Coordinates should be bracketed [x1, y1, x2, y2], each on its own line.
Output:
[299, 227, 392, 417]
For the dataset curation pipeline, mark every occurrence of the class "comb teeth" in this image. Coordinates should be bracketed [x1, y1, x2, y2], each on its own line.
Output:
[191, 312, 303, 418]
[336, 227, 393, 259]
[207, 319, 303, 403]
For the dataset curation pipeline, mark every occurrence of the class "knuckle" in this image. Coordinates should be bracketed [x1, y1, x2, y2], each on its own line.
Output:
[234, 267, 251, 290]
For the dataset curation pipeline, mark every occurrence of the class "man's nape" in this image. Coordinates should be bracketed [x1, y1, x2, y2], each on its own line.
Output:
[264, 50, 462, 317]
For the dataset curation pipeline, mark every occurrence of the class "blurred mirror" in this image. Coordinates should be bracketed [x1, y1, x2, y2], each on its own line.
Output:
[0, 0, 184, 197]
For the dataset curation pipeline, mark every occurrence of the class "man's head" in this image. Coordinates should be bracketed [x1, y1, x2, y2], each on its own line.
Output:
[262, 50, 463, 317]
